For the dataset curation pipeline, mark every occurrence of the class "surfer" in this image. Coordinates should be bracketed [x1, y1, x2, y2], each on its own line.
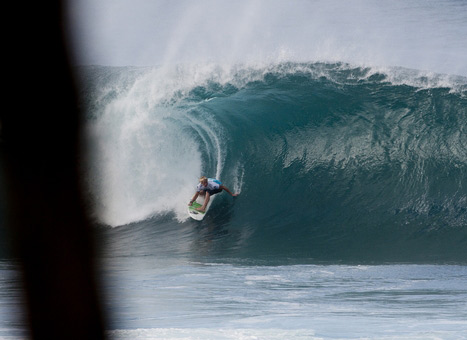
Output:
[188, 176, 239, 212]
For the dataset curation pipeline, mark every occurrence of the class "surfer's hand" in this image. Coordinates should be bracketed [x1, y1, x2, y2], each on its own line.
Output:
[188, 201, 193, 206]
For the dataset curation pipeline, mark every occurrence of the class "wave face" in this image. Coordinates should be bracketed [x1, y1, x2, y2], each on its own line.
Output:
[79, 63, 467, 262]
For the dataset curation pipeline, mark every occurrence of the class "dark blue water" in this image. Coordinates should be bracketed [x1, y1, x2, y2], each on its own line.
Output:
[79, 63, 467, 263]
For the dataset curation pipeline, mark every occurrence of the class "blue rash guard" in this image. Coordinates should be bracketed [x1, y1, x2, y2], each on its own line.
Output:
[197, 178, 223, 195]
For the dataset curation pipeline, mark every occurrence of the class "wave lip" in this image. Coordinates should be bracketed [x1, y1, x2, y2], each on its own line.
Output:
[70, 0, 467, 78]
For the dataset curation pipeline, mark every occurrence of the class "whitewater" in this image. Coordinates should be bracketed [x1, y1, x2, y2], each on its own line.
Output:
[1, 0, 467, 339]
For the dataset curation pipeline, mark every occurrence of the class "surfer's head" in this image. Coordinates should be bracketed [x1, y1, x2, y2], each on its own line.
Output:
[199, 176, 208, 185]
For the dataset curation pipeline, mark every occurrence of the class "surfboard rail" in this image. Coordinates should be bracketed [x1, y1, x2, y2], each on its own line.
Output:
[187, 195, 213, 220]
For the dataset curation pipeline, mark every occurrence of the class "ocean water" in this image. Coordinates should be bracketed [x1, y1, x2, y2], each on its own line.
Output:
[2, 1, 467, 339]
[85, 62, 467, 339]
[77, 62, 467, 262]
[2, 62, 467, 340]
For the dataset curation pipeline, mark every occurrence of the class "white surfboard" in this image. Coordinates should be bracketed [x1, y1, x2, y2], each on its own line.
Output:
[187, 195, 214, 221]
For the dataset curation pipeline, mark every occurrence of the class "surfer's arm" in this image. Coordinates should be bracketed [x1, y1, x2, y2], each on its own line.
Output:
[220, 185, 238, 197]
[188, 192, 200, 205]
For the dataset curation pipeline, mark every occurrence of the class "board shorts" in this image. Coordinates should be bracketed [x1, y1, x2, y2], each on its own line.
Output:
[205, 188, 223, 195]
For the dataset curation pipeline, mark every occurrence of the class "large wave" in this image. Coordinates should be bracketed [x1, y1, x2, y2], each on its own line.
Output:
[78, 63, 467, 261]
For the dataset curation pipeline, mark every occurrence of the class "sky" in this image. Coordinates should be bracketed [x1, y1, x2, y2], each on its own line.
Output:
[66, 0, 467, 76]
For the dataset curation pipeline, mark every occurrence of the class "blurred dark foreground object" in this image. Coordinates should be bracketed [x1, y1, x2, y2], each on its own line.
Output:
[1, 1, 106, 339]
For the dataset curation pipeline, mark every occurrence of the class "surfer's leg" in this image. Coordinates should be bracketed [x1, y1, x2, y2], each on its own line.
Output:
[197, 192, 210, 212]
